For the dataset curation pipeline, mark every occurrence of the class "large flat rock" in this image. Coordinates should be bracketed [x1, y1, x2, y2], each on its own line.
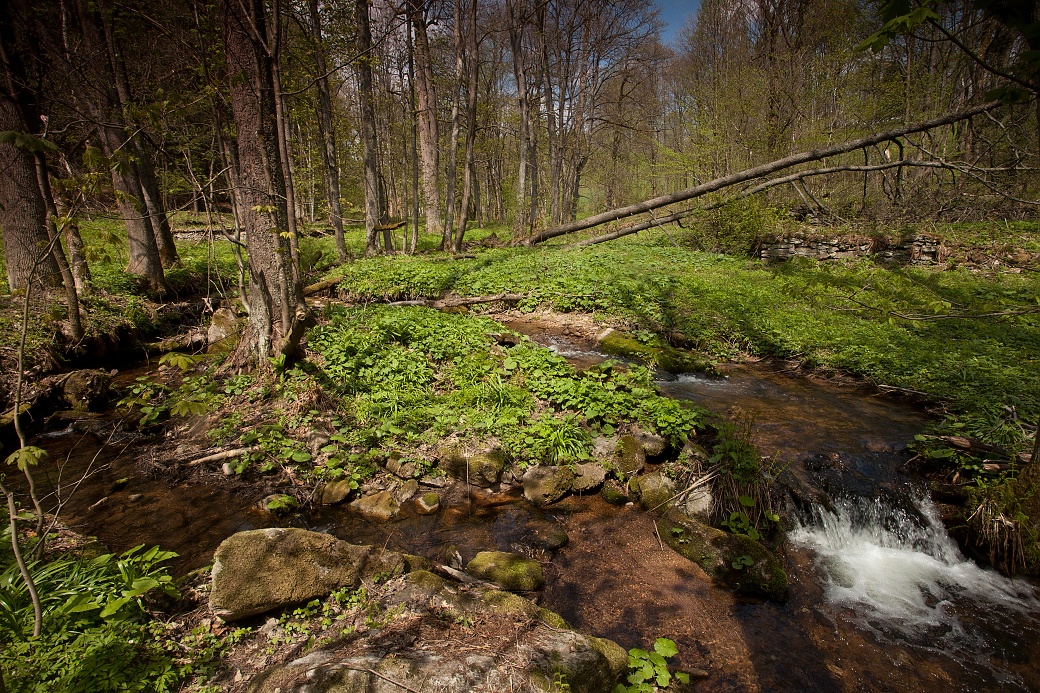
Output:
[210, 528, 370, 621]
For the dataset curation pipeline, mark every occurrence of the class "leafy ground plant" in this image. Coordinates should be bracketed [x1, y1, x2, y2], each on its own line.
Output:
[614, 637, 690, 692]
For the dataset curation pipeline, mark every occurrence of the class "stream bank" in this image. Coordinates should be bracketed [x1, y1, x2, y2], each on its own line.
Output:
[14, 309, 1038, 691]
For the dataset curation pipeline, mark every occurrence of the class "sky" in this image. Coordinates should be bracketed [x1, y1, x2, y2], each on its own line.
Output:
[656, 0, 701, 46]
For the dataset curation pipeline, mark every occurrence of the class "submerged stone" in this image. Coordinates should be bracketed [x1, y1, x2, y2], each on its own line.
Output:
[466, 551, 544, 591]
[351, 490, 400, 522]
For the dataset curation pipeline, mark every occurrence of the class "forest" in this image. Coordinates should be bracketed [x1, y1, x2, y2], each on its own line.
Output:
[1, 0, 1040, 691]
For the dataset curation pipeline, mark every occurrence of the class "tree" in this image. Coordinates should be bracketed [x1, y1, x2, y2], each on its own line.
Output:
[408, 0, 443, 238]
[307, 0, 349, 262]
[220, 0, 308, 364]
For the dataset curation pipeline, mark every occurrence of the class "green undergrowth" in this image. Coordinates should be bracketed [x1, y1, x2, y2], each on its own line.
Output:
[327, 235, 1040, 452]
[0, 539, 225, 692]
[306, 305, 704, 471]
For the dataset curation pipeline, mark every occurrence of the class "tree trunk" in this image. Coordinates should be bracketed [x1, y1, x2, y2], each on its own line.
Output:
[220, 0, 306, 364]
[443, 0, 463, 247]
[355, 0, 382, 257]
[409, 0, 442, 238]
[307, 0, 347, 262]
[99, 6, 179, 270]
[0, 93, 61, 292]
[35, 154, 83, 340]
[452, 0, 478, 253]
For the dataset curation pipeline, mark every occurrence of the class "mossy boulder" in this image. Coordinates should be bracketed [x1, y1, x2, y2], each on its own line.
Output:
[250, 571, 620, 693]
[415, 491, 440, 514]
[614, 435, 646, 476]
[466, 551, 544, 591]
[319, 480, 355, 505]
[632, 472, 676, 512]
[522, 465, 575, 506]
[601, 479, 633, 505]
[210, 528, 369, 621]
[62, 369, 111, 411]
[661, 514, 788, 601]
[438, 447, 506, 487]
[598, 329, 714, 373]
[206, 307, 241, 354]
[350, 490, 400, 522]
[571, 462, 608, 493]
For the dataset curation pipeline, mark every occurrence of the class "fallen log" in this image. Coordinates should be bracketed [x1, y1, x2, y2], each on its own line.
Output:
[187, 446, 259, 467]
[304, 276, 343, 296]
[528, 100, 1002, 245]
[386, 293, 526, 308]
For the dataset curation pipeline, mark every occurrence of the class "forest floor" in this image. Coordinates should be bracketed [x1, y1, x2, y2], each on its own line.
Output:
[2, 215, 1040, 691]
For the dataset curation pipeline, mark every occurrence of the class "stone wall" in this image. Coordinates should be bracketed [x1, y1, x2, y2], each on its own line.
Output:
[757, 234, 944, 264]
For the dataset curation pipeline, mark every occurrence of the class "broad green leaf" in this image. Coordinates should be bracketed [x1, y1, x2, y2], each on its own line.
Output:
[653, 637, 678, 658]
[4, 446, 48, 471]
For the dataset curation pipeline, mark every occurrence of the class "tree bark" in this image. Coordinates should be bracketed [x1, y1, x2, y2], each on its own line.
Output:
[0, 115, 62, 295]
[409, 0, 442, 238]
[307, 0, 347, 262]
[452, 0, 478, 253]
[526, 100, 1004, 245]
[355, 0, 382, 256]
[220, 0, 307, 364]
[35, 154, 83, 340]
[98, 4, 179, 270]
[443, 0, 463, 247]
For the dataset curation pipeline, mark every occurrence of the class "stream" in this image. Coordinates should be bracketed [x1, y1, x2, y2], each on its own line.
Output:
[20, 322, 1040, 692]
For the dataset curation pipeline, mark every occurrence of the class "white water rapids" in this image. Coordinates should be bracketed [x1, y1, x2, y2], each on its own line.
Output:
[790, 495, 1038, 643]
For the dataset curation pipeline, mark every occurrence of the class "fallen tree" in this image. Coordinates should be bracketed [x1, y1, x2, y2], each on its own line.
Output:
[569, 158, 1027, 249]
[527, 100, 1004, 245]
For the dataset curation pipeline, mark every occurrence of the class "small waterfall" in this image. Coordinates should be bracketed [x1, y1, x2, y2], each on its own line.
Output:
[792, 495, 1037, 628]
[791, 494, 1039, 686]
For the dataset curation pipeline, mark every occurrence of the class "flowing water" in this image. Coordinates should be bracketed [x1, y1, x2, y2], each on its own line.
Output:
[15, 327, 1040, 691]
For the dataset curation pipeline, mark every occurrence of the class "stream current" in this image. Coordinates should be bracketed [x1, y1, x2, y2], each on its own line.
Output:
[23, 324, 1040, 692]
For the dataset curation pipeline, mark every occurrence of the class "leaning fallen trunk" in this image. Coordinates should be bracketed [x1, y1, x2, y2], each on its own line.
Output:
[525, 100, 1002, 245]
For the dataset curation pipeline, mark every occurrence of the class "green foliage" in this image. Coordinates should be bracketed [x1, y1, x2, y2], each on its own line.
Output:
[4, 445, 48, 471]
[614, 637, 690, 692]
[308, 306, 702, 470]
[329, 241, 1040, 441]
[158, 351, 206, 373]
[0, 545, 182, 692]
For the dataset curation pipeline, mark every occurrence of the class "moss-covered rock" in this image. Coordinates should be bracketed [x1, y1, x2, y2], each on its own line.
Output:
[210, 528, 370, 621]
[350, 490, 400, 522]
[395, 478, 419, 502]
[318, 480, 355, 505]
[522, 465, 575, 505]
[571, 462, 608, 492]
[62, 369, 111, 411]
[206, 307, 241, 354]
[260, 493, 298, 514]
[438, 446, 506, 487]
[661, 514, 787, 601]
[598, 330, 714, 373]
[415, 491, 440, 514]
[633, 472, 676, 512]
[601, 479, 633, 505]
[466, 551, 544, 591]
[614, 435, 646, 476]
